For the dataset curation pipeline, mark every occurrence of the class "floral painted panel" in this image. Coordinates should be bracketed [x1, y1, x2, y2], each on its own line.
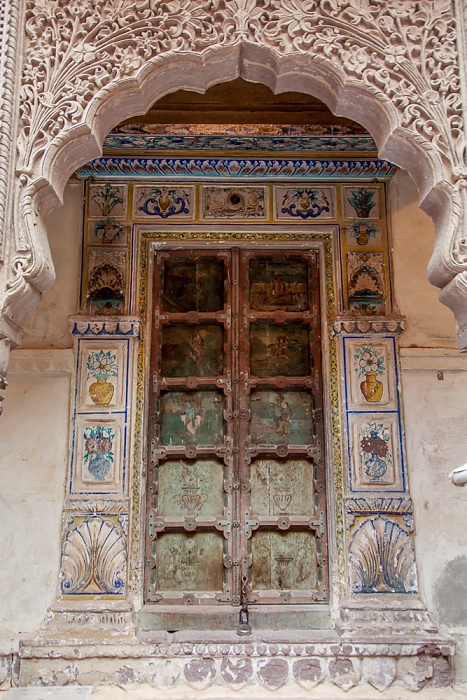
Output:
[252, 531, 317, 590]
[72, 416, 124, 493]
[157, 459, 224, 517]
[159, 391, 224, 446]
[344, 219, 383, 247]
[274, 186, 335, 220]
[86, 248, 127, 315]
[83, 424, 116, 482]
[161, 325, 224, 377]
[88, 183, 127, 219]
[345, 338, 396, 410]
[342, 185, 381, 219]
[162, 260, 225, 312]
[250, 459, 314, 516]
[88, 220, 129, 246]
[249, 322, 310, 377]
[78, 341, 127, 411]
[249, 261, 308, 311]
[202, 186, 266, 219]
[155, 532, 224, 591]
[346, 251, 385, 316]
[349, 414, 402, 491]
[134, 185, 194, 219]
[249, 391, 313, 445]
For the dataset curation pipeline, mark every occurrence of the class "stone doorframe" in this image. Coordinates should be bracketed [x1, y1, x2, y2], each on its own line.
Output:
[0, 1, 466, 407]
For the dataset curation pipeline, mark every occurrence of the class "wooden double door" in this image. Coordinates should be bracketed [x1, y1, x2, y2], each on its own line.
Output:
[145, 246, 328, 607]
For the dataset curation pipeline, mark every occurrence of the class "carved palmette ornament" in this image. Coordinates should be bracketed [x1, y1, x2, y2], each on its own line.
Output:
[349, 516, 417, 594]
[60, 516, 127, 595]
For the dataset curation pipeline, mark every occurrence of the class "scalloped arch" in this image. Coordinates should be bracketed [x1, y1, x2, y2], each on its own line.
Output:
[5, 1, 467, 360]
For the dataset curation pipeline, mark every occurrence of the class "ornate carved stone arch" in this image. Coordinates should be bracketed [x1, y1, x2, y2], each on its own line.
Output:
[1, 0, 467, 406]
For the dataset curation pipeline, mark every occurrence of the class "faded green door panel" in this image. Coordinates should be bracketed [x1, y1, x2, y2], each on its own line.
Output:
[145, 248, 327, 606]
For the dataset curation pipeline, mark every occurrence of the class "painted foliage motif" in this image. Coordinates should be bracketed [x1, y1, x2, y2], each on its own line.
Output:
[86, 349, 118, 405]
[345, 338, 396, 410]
[156, 532, 224, 591]
[344, 186, 380, 219]
[346, 220, 381, 247]
[250, 459, 314, 516]
[136, 186, 192, 219]
[277, 187, 332, 219]
[359, 421, 393, 483]
[91, 220, 128, 245]
[88, 183, 126, 219]
[250, 391, 313, 445]
[159, 391, 224, 446]
[157, 459, 224, 517]
[354, 344, 386, 403]
[249, 322, 310, 377]
[252, 531, 317, 590]
[161, 325, 224, 377]
[83, 425, 115, 481]
[249, 261, 308, 311]
[347, 251, 385, 315]
[162, 260, 224, 313]
[86, 249, 127, 315]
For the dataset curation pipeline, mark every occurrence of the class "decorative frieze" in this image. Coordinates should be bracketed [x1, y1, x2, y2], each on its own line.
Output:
[333, 318, 406, 334]
[76, 157, 397, 180]
[103, 131, 378, 153]
[70, 319, 141, 338]
[14, 639, 454, 690]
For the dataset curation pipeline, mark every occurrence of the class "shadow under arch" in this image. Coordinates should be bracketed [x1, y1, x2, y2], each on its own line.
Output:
[7, 40, 467, 351]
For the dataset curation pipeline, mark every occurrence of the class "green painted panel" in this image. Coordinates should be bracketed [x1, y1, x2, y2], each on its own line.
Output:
[160, 391, 224, 446]
[161, 324, 224, 377]
[158, 459, 224, 516]
[250, 321, 310, 376]
[252, 531, 317, 590]
[156, 532, 224, 591]
[249, 261, 308, 311]
[250, 391, 313, 444]
[251, 459, 314, 515]
[162, 261, 224, 312]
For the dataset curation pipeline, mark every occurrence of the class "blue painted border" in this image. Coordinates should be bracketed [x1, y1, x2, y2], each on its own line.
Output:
[343, 334, 406, 494]
[69, 337, 129, 496]
[76, 157, 397, 180]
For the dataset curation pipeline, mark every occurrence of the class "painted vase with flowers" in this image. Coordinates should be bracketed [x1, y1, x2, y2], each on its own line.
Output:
[87, 350, 118, 405]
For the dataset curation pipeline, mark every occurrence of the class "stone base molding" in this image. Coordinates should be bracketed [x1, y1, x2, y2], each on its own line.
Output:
[3, 632, 454, 692]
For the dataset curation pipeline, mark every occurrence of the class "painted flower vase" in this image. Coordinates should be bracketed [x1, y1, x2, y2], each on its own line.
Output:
[364, 453, 387, 481]
[356, 229, 369, 245]
[89, 376, 114, 405]
[360, 371, 383, 402]
[88, 453, 111, 481]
